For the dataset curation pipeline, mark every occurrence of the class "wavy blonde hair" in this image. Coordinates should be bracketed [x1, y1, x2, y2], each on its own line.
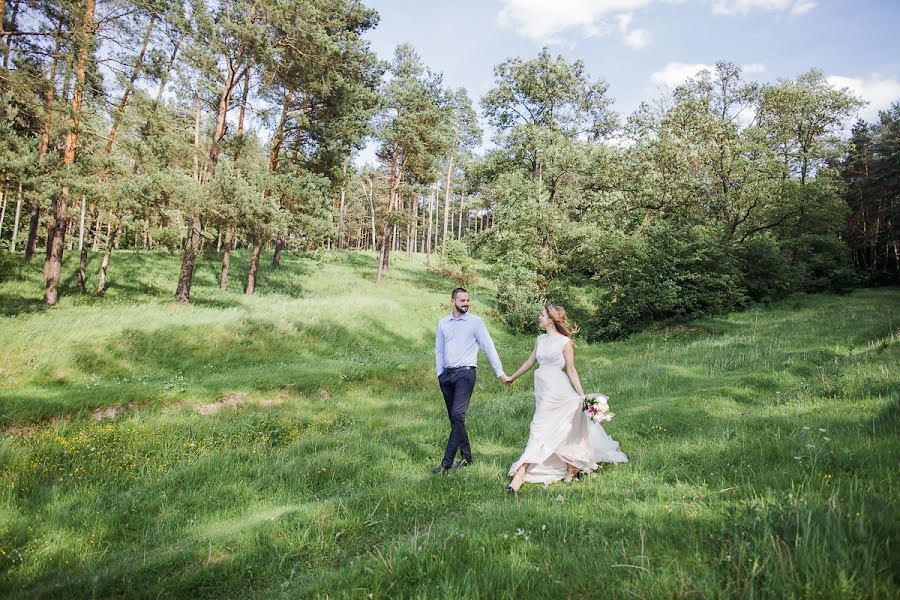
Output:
[544, 304, 579, 338]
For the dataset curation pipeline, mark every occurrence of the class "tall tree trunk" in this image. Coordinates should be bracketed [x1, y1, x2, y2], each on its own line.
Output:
[77, 242, 89, 291]
[0, 186, 7, 240]
[265, 90, 291, 270]
[409, 192, 418, 259]
[233, 65, 251, 165]
[75, 196, 89, 292]
[9, 182, 21, 252]
[105, 14, 155, 155]
[155, 30, 184, 102]
[174, 215, 201, 302]
[209, 76, 233, 169]
[1, 0, 21, 74]
[425, 188, 435, 267]
[96, 219, 121, 296]
[37, 23, 61, 170]
[376, 145, 403, 284]
[44, 0, 95, 307]
[219, 226, 232, 290]
[192, 89, 201, 182]
[77, 194, 86, 250]
[76, 205, 94, 292]
[245, 243, 261, 295]
[209, 0, 256, 170]
[367, 178, 376, 251]
[175, 90, 204, 303]
[272, 233, 285, 267]
[441, 155, 454, 259]
[91, 209, 103, 251]
[337, 183, 346, 250]
[24, 201, 39, 260]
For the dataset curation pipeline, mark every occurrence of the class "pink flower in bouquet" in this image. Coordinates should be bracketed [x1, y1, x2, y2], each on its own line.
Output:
[583, 393, 613, 423]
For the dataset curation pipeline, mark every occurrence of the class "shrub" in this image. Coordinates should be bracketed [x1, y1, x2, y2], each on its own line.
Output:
[442, 238, 469, 267]
[153, 227, 182, 252]
[783, 234, 858, 293]
[495, 265, 544, 333]
[0, 250, 19, 284]
[737, 237, 794, 303]
[589, 224, 745, 339]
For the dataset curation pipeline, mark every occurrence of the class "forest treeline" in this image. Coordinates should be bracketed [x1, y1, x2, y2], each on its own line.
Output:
[0, 0, 896, 337]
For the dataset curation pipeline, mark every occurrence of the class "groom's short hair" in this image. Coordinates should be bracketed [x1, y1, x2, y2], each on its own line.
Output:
[451, 287, 468, 299]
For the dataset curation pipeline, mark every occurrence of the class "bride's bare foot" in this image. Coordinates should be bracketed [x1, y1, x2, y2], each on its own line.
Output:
[564, 464, 580, 483]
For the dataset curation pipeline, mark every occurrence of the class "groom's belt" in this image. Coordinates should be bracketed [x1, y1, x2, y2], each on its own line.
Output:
[444, 366, 475, 372]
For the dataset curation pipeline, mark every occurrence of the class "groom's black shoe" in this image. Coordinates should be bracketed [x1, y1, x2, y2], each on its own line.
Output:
[453, 458, 473, 470]
[431, 464, 451, 475]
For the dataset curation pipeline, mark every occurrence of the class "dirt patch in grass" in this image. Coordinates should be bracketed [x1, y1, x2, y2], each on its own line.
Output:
[4, 414, 71, 436]
[92, 402, 143, 421]
[3, 423, 38, 437]
[194, 392, 250, 415]
[190, 391, 286, 416]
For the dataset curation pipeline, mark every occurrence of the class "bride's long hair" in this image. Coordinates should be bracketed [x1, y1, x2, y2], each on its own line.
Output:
[545, 304, 579, 338]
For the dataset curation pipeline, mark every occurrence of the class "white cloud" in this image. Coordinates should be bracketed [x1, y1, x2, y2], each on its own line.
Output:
[790, 1, 817, 15]
[497, 0, 652, 44]
[650, 62, 714, 87]
[711, 0, 816, 15]
[826, 74, 900, 122]
[618, 13, 651, 49]
[650, 62, 767, 87]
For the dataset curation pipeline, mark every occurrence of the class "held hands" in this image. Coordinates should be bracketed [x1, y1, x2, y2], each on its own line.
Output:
[499, 374, 514, 386]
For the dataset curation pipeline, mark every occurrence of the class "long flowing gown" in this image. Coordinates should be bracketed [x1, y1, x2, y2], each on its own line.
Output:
[508, 333, 628, 483]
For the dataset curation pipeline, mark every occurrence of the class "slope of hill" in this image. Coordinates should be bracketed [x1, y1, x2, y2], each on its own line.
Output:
[1, 251, 897, 598]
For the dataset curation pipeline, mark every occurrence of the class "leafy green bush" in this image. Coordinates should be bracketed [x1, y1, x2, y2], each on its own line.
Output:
[153, 227, 182, 252]
[737, 237, 794, 303]
[783, 234, 858, 293]
[589, 224, 745, 339]
[495, 265, 545, 333]
[442, 238, 469, 267]
[430, 239, 477, 286]
[0, 250, 20, 284]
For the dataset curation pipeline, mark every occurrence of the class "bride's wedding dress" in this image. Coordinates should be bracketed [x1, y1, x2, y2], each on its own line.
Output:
[508, 333, 628, 484]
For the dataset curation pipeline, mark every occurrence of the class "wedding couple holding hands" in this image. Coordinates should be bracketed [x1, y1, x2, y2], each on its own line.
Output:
[433, 288, 628, 492]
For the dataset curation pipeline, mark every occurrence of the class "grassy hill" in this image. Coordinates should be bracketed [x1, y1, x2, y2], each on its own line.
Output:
[0, 250, 897, 598]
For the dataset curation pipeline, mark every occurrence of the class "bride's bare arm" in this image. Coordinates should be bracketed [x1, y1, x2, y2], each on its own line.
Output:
[508, 341, 538, 382]
[563, 342, 586, 396]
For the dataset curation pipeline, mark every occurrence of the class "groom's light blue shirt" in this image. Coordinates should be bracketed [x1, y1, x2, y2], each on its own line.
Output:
[435, 312, 505, 378]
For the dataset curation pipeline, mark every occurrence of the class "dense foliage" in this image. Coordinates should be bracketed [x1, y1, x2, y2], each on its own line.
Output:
[0, 2, 895, 333]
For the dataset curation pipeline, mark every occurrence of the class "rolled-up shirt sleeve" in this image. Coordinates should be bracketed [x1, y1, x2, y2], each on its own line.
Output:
[474, 318, 505, 377]
[435, 320, 445, 377]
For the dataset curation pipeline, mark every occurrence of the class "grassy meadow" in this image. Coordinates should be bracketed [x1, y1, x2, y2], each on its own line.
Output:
[0, 249, 898, 598]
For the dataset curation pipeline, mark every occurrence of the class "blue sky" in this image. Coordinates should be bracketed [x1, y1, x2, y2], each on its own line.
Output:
[356, 0, 900, 164]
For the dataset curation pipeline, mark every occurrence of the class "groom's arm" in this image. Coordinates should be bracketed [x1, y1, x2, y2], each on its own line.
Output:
[435, 322, 445, 377]
[474, 318, 505, 378]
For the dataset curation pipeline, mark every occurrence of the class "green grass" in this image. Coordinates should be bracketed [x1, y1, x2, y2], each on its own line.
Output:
[0, 249, 897, 598]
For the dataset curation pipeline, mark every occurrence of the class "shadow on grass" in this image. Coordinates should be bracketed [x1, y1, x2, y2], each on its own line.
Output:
[0, 294, 47, 318]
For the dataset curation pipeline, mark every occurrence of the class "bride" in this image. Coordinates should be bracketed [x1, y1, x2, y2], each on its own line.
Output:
[504, 304, 627, 492]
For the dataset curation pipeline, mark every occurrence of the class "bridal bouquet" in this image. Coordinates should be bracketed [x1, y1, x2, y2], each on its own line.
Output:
[582, 393, 614, 423]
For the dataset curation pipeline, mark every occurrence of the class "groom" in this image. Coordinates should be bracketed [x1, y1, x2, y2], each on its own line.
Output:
[433, 288, 510, 474]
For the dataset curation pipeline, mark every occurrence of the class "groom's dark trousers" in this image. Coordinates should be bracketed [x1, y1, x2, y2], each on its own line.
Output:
[438, 366, 476, 468]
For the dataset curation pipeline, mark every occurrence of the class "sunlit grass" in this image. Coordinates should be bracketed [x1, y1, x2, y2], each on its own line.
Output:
[0, 250, 897, 598]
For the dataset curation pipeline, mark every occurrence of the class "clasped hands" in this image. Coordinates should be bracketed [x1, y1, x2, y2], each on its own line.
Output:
[499, 374, 514, 386]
